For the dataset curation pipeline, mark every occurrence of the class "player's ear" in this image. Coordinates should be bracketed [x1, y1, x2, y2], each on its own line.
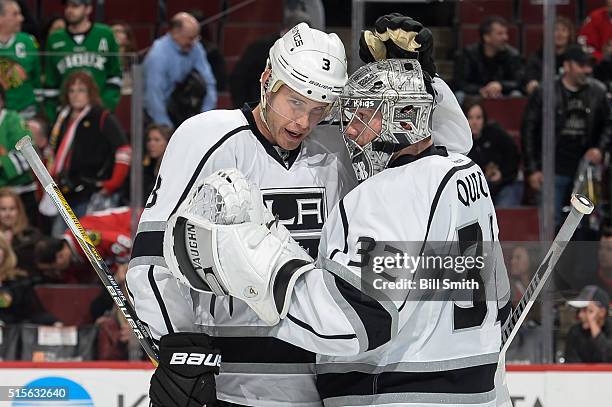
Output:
[260, 69, 272, 92]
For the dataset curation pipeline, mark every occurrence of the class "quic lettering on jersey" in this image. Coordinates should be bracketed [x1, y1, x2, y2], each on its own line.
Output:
[456, 170, 489, 207]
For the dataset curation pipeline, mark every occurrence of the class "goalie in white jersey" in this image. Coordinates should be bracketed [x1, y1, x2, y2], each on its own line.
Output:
[128, 17, 475, 407]
[164, 59, 511, 407]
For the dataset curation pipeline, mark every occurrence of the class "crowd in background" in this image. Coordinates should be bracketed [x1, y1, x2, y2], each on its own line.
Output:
[0, 0, 610, 363]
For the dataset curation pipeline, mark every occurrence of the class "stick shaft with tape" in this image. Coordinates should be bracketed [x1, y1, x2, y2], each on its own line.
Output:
[16, 136, 159, 364]
[500, 194, 594, 354]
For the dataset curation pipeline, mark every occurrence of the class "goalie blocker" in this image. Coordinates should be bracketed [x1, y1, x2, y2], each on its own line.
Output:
[163, 169, 315, 325]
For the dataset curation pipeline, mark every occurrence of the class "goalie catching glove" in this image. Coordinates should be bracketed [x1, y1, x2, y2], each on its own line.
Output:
[359, 13, 436, 77]
[163, 168, 314, 325]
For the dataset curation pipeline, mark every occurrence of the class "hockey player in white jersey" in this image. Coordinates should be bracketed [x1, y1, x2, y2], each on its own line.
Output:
[163, 59, 511, 407]
[128, 16, 476, 407]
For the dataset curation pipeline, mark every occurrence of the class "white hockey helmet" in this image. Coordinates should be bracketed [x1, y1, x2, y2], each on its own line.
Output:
[339, 59, 436, 182]
[262, 23, 348, 105]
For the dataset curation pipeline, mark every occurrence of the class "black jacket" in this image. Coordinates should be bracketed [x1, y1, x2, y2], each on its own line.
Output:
[467, 123, 520, 197]
[0, 276, 57, 325]
[229, 34, 279, 108]
[565, 317, 612, 363]
[521, 77, 611, 176]
[52, 105, 128, 203]
[454, 43, 525, 95]
[522, 48, 565, 91]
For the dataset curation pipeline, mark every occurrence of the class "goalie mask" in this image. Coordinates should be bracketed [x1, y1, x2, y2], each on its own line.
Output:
[260, 23, 348, 127]
[339, 59, 435, 182]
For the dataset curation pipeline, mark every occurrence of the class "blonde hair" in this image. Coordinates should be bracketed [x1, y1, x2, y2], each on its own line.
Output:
[0, 234, 25, 281]
[0, 187, 29, 235]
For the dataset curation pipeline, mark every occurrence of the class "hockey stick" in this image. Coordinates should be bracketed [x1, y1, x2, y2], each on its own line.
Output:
[15, 136, 159, 365]
[494, 194, 593, 407]
[500, 193, 594, 354]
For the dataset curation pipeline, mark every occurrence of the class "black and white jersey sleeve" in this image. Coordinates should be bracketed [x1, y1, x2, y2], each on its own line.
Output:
[126, 109, 251, 338]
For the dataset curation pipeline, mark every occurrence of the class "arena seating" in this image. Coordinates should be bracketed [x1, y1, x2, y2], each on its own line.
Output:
[497, 207, 541, 241]
[456, 0, 514, 25]
[518, 0, 578, 24]
[35, 285, 103, 326]
[482, 97, 528, 133]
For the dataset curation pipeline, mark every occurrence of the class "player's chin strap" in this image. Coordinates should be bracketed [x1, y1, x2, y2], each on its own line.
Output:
[164, 211, 314, 326]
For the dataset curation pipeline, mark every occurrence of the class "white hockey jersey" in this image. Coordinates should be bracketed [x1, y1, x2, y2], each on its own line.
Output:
[127, 77, 475, 407]
[272, 147, 512, 407]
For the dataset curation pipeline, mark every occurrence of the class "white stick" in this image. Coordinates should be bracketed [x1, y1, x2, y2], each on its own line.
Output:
[15, 136, 159, 364]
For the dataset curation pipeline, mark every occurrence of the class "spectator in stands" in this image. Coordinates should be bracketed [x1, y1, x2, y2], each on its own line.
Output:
[40, 15, 65, 52]
[34, 237, 90, 284]
[35, 207, 133, 284]
[144, 12, 217, 128]
[27, 116, 52, 165]
[230, 11, 311, 108]
[0, 235, 57, 325]
[509, 245, 531, 306]
[565, 285, 612, 362]
[26, 116, 54, 233]
[0, 187, 42, 274]
[556, 226, 612, 295]
[505, 244, 543, 363]
[521, 44, 611, 227]
[191, 10, 227, 92]
[453, 15, 524, 102]
[594, 37, 612, 93]
[0, 85, 38, 225]
[43, 0, 122, 120]
[111, 21, 137, 95]
[15, 0, 37, 40]
[93, 262, 140, 360]
[47, 71, 131, 236]
[578, 0, 612, 63]
[524, 16, 577, 95]
[143, 123, 172, 202]
[465, 100, 521, 207]
[0, 0, 41, 118]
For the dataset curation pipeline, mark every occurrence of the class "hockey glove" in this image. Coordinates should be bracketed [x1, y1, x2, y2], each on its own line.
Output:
[359, 13, 437, 77]
[164, 212, 314, 325]
[149, 333, 220, 407]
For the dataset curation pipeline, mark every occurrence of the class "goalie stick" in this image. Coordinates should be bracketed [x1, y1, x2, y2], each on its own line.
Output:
[15, 136, 159, 365]
[500, 193, 594, 354]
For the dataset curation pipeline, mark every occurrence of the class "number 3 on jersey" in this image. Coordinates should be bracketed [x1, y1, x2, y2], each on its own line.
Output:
[145, 176, 162, 209]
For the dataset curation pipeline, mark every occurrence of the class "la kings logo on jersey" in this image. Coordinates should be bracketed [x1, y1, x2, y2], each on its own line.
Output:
[261, 187, 327, 256]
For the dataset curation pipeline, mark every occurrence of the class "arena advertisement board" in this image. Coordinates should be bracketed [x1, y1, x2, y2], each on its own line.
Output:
[0, 363, 153, 406]
[505, 365, 612, 407]
[0, 363, 611, 406]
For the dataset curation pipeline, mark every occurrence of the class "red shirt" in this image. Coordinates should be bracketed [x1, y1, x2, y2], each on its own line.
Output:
[63, 207, 136, 267]
[579, 7, 612, 61]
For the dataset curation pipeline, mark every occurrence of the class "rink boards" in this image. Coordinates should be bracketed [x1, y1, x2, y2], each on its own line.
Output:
[0, 362, 610, 406]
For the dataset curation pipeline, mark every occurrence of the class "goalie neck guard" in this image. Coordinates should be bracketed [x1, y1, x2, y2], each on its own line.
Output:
[339, 59, 436, 182]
